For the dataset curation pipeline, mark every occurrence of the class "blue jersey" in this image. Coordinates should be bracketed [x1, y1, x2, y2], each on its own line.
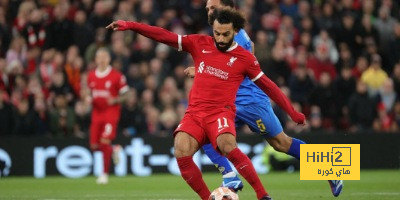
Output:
[234, 29, 270, 105]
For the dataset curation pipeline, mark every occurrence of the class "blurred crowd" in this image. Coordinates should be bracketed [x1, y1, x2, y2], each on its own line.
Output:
[0, 0, 400, 138]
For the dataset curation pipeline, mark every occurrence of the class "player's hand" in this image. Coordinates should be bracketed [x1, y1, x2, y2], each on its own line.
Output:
[84, 96, 92, 104]
[184, 66, 195, 78]
[107, 97, 118, 105]
[291, 112, 306, 125]
[106, 20, 131, 31]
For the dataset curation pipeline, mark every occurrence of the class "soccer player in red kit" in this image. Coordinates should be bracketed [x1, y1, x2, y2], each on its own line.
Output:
[87, 48, 129, 184]
[107, 9, 305, 199]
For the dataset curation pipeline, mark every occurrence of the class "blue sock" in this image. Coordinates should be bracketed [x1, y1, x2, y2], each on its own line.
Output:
[202, 143, 233, 175]
[287, 138, 306, 160]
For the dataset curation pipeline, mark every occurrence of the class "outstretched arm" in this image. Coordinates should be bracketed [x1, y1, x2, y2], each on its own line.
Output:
[106, 20, 181, 50]
[254, 74, 305, 125]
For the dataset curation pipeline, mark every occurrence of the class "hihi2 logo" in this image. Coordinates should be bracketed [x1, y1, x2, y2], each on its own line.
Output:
[300, 144, 360, 180]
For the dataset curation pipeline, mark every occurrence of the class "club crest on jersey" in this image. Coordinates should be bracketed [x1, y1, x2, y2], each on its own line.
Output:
[105, 80, 111, 88]
[227, 57, 237, 67]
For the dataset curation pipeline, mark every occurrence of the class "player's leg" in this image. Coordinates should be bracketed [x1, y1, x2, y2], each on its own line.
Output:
[245, 104, 343, 197]
[112, 144, 122, 165]
[216, 133, 270, 200]
[90, 121, 108, 184]
[208, 112, 270, 199]
[202, 144, 232, 175]
[265, 130, 343, 197]
[174, 114, 211, 200]
[202, 144, 233, 175]
[175, 131, 210, 200]
[202, 143, 243, 191]
[97, 122, 118, 184]
[266, 132, 304, 159]
[89, 121, 101, 151]
[272, 133, 343, 197]
[237, 104, 305, 159]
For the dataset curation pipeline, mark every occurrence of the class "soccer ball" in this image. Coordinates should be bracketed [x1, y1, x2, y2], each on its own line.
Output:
[208, 187, 239, 200]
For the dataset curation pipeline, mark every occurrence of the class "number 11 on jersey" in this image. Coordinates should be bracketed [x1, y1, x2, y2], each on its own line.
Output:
[217, 117, 229, 129]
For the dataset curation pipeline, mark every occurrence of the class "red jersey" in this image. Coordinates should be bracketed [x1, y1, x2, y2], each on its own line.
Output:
[179, 34, 264, 113]
[87, 66, 128, 122]
[121, 21, 304, 124]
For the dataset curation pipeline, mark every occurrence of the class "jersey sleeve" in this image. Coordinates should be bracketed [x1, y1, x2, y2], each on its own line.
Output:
[248, 57, 306, 124]
[178, 34, 198, 53]
[245, 55, 264, 82]
[234, 29, 252, 52]
[125, 22, 197, 53]
[118, 74, 129, 94]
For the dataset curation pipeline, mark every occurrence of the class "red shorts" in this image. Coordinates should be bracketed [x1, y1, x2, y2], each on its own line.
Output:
[90, 120, 118, 145]
[174, 109, 236, 150]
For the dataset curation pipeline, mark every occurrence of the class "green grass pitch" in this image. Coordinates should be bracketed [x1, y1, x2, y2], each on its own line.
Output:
[0, 170, 399, 199]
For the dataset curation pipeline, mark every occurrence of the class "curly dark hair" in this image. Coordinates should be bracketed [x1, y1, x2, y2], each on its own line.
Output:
[208, 8, 245, 31]
[204, 0, 234, 8]
[220, 0, 234, 8]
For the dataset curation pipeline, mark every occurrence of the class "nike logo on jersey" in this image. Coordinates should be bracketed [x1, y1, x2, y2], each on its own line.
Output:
[177, 123, 183, 129]
[202, 49, 212, 53]
[175, 123, 183, 132]
[218, 127, 227, 133]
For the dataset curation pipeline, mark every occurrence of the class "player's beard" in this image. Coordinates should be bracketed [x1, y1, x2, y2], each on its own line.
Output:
[214, 37, 234, 52]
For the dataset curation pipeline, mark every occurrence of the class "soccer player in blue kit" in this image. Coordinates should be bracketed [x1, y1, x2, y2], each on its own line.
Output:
[184, 0, 343, 197]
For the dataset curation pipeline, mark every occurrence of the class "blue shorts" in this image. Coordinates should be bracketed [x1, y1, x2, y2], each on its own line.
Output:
[235, 103, 283, 138]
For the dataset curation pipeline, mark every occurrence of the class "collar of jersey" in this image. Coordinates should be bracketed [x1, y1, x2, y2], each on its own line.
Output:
[226, 42, 238, 52]
[213, 41, 238, 52]
[95, 66, 112, 78]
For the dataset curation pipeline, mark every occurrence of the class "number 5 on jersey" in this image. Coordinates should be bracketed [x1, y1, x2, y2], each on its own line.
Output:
[256, 119, 266, 133]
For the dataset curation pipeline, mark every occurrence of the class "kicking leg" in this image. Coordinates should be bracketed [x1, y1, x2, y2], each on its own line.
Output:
[202, 143, 243, 191]
[217, 133, 270, 200]
[267, 132, 343, 197]
[266, 132, 305, 159]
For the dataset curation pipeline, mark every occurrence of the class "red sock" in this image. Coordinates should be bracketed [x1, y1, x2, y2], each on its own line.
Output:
[227, 148, 268, 199]
[99, 144, 113, 174]
[177, 156, 210, 200]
